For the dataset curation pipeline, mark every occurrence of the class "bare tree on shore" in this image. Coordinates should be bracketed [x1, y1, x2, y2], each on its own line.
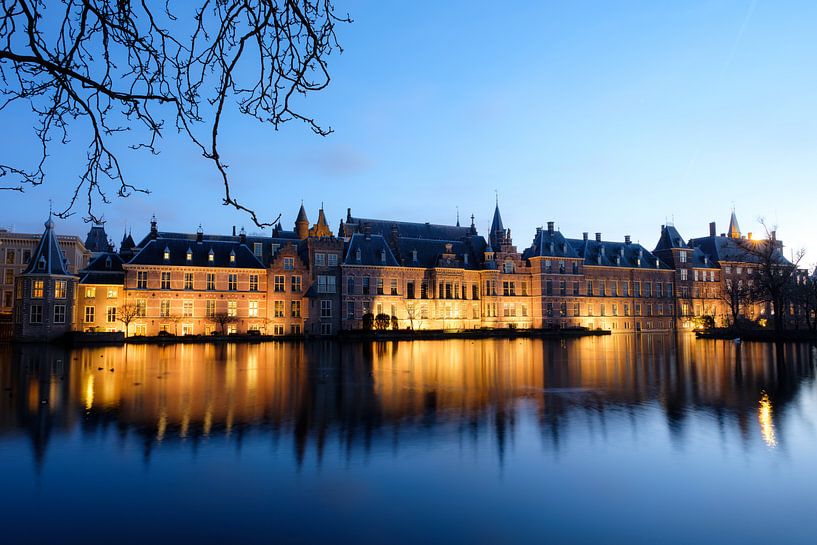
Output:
[116, 301, 140, 338]
[0, 1, 350, 225]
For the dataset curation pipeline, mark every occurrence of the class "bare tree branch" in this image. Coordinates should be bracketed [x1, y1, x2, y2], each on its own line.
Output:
[0, 0, 350, 225]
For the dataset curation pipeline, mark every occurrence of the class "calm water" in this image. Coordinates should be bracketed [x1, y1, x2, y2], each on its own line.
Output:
[1, 336, 816, 544]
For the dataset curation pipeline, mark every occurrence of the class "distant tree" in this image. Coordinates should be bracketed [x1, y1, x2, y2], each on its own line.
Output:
[403, 302, 423, 331]
[793, 274, 817, 334]
[735, 221, 804, 331]
[374, 313, 390, 331]
[116, 302, 140, 338]
[361, 312, 374, 331]
[210, 312, 238, 335]
[391, 315, 399, 330]
[718, 277, 756, 328]
[0, 1, 350, 225]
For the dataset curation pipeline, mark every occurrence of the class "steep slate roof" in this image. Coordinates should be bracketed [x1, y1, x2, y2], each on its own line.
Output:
[344, 212, 473, 241]
[296, 204, 309, 223]
[395, 237, 486, 269]
[489, 204, 504, 239]
[653, 225, 715, 269]
[120, 231, 135, 252]
[84, 224, 111, 253]
[79, 252, 126, 285]
[343, 234, 400, 267]
[522, 228, 581, 259]
[567, 237, 669, 270]
[654, 225, 686, 252]
[687, 235, 790, 267]
[22, 216, 72, 276]
[129, 237, 264, 268]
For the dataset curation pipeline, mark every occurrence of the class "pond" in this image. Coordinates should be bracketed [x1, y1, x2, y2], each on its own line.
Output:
[1, 336, 816, 544]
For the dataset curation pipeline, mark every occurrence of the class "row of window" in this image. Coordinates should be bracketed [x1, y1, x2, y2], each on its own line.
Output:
[680, 269, 718, 282]
[26, 279, 68, 299]
[28, 304, 66, 324]
[544, 280, 675, 298]
[545, 302, 672, 318]
[4, 249, 32, 265]
[135, 271, 262, 291]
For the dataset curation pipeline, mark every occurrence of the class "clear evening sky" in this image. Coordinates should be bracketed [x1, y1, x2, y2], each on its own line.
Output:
[1, 1, 815, 266]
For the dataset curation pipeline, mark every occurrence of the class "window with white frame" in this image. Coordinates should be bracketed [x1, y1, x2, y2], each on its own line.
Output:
[320, 300, 332, 318]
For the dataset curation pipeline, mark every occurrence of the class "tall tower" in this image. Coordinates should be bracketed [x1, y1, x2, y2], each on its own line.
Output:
[727, 209, 741, 239]
[13, 215, 78, 341]
[295, 203, 310, 239]
[489, 201, 510, 249]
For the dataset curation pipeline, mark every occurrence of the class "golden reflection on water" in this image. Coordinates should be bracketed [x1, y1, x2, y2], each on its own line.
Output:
[758, 391, 777, 448]
[0, 336, 812, 456]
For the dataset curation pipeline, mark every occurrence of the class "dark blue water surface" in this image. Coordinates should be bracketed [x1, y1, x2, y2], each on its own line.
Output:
[1, 336, 816, 544]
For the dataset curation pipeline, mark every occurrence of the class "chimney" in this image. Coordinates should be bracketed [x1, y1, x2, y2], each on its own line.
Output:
[150, 215, 158, 239]
[709, 222, 716, 237]
[232, 225, 236, 237]
[196, 224, 203, 243]
[536, 226, 542, 235]
[363, 223, 372, 239]
[624, 235, 631, 245]
[595, 232, 602, 242]
[347, 208, 352, 222]
[547, 221, 554, 234]
[583, 232, 588, 241]
[239, 226, 246, 244]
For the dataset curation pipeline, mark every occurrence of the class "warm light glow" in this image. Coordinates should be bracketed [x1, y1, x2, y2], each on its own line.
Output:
[84, 375, 94, 411]
[758, 392, 777, 447]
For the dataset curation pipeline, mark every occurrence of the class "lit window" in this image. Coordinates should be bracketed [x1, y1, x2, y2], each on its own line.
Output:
[227, 301, 237, 317]
[84, 286, 96, 298]
[32, 280, 44, 299]
[248, 301, 258, 317]
[291, 300, 301, 318]
[228, 274, 237, 291]
[183, 300, 193, 317]
[291, 276, 301, 293]
[160, 300, 171, 317]
[249, 274, 259, 291]
[161, 271, 171, 289]
[284, 257, 295, 270]
[107, 288, 117, 298]
[54, 280, 67, 299]
[274, 300, 284, 318]
[208, 250, 215, 262]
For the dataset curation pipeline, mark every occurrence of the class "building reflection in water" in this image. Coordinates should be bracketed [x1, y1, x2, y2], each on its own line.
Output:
[0, 335, 814, 468]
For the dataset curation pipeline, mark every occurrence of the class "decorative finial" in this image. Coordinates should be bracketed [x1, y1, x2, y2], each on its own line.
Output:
[456, 206, 460, 227]
[48, 199, 52, 217]
[495, 189, 499, 206]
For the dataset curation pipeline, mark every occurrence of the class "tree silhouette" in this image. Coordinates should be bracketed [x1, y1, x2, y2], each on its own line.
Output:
[0, 1, 350, 225]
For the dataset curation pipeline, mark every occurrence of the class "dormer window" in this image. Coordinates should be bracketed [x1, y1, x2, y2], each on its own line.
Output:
[38, 256, 45, 270]
[656, 259, 660, 268]
[355, 248, 361, 262]
[208, 249, 214, 262]
[163, 247, 170, 261]
[229, 250, 236, 264]
[380, 249, 386, 264]
[105, 256, 112, 269]
[504, 261, 514, 274]
[186, 249, 193, 261]
[463, 254, 469, 265]
[411, 249, 418, 261]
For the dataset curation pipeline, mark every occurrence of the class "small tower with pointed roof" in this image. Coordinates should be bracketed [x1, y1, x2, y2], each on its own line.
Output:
[13, 214, 78, 340]
[308, 206, 333, 238]
[295, 203, 310, 239]
[727, 209, 741, 239]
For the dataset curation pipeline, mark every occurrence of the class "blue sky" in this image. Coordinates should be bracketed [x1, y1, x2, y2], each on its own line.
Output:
[2, 1, 815, 265]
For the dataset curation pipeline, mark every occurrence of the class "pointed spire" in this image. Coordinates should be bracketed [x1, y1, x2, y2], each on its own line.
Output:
[456, 206, 460, 227]
[489, 200, 506, 248]
[727, 208, 741, 239]
[22, 213, 70, 276]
